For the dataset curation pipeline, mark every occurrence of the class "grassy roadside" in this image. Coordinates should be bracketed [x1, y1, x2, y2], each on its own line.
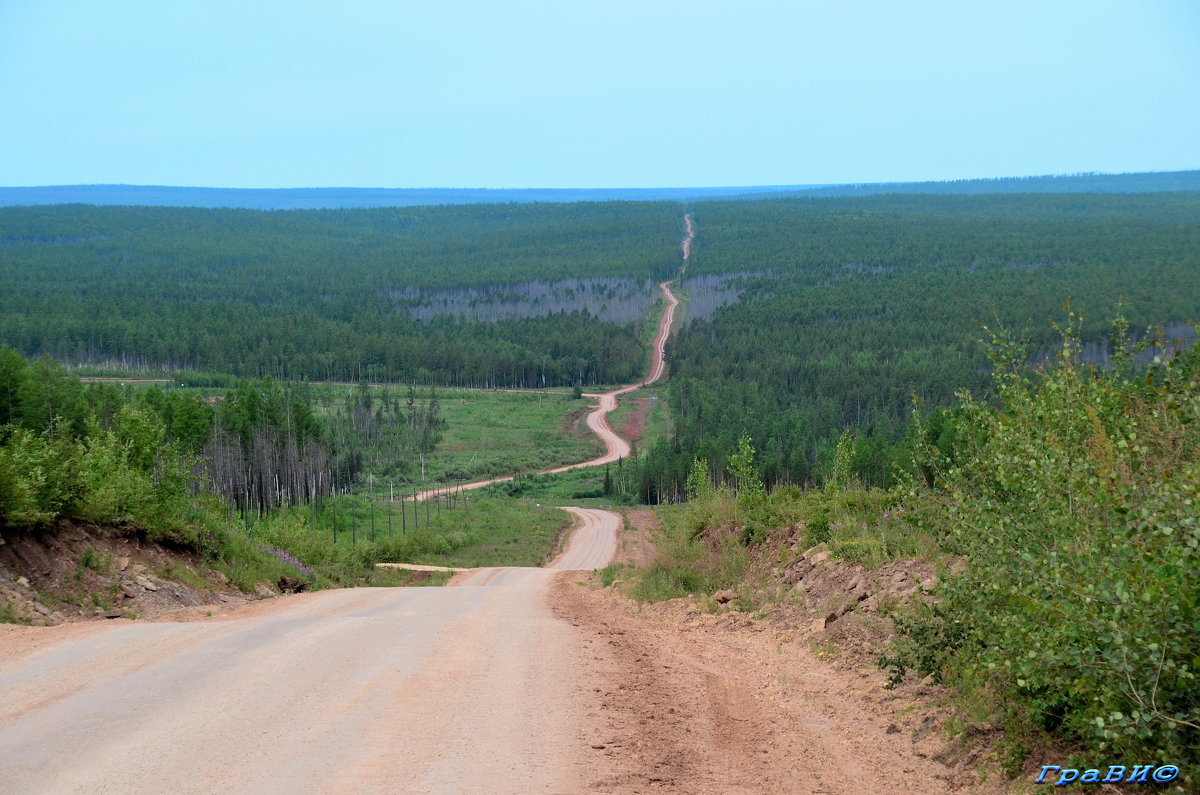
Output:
[239, 494, 573, 587]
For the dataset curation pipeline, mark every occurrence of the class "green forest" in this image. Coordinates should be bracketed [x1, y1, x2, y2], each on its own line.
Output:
[0, 201, 683, 386]
[631, 192, 1199, 501]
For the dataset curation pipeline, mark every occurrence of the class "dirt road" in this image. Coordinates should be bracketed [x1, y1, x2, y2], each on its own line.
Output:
[0, 509, 622, 794]
[681, 213, 694, 264]
[412, 269, 682, 501]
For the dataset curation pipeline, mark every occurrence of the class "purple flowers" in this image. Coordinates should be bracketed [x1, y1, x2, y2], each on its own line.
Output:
[259, 545, 316, 579]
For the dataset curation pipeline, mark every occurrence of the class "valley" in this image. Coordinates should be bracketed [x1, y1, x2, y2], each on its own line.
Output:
[1, 192, 1197, 791]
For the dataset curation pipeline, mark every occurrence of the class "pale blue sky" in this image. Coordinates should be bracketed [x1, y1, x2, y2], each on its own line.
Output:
[2, 0, 1198, 188]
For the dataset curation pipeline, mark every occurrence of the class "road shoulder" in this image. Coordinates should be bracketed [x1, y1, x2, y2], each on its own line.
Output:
[551, 572, 1006, 794]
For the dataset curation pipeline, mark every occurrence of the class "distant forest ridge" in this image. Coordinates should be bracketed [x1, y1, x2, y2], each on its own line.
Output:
[754, 169, 1200, 199]
[2, 170, 1197, 209]
[0, 184, 821, 210]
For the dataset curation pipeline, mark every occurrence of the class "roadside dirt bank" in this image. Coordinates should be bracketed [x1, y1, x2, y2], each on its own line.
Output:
[0, 520, 260, 628]
[553, 572, 1006, 794]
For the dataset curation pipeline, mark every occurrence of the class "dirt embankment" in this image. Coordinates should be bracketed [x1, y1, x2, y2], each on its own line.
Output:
[553, 575, 1003, 794]
[0, 521, 259, 626]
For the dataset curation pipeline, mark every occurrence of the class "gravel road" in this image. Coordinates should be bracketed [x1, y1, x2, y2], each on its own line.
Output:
[0, 508, 621, 794]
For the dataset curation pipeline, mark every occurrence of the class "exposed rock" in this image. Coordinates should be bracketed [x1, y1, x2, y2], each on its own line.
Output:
[255, 583, 277, 599]
[120, 582, 140, 598]
[117, 556, 131, 571]
[134, 575, 159, 591]
[16, 576, 30, 588]
[811, 551, 831, 565]
[32, 602, 51, 616]
[277, 576, 308, 594]
[712, 589, 735, 605]
[891, 571, 908, 585]
[101, 610, 124, 619]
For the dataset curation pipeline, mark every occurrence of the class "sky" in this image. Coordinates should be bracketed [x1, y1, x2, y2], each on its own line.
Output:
[2, 0, 1198, 189]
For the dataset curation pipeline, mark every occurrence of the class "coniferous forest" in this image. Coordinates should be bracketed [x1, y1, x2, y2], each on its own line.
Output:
[0, 202, 682, 386]
[3, 191, 1197, 498]
[641, 192, 1200, 498]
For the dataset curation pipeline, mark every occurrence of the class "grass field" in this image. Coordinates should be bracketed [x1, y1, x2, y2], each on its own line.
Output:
[480, 466, 621, 506]
[241, 494, 573, 587]
[428, 388, 603, 482]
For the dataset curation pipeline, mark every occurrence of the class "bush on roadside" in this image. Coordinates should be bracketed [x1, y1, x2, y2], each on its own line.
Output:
[884, 314, 1199, 775]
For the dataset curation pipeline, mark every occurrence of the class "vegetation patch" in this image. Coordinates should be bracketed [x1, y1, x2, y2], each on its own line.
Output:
[629, 316, 1199, 784]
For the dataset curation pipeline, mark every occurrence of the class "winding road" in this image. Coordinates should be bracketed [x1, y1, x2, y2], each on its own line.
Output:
[0, 219, 695, 793]
[411, 276, 680, 500]
[411, 214, 691, 502]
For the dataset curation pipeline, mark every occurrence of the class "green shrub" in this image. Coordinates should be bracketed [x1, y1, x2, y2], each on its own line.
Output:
[0, 427, 82, 525]
[76, 428, 154, 524]
[632, 505, 748, 602]
[886, 315, 1200, 774]
[79, 546, 114, 574]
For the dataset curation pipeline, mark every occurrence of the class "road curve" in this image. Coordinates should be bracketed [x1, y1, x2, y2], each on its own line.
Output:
[0, 508, 623, 793]
[412, 264, 684, 501]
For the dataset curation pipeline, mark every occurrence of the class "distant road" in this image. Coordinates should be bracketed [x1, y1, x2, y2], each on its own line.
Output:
[411, 215, 693, 501]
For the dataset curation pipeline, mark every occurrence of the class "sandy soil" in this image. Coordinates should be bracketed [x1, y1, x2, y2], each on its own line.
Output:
[619, 398, 651, 442]
[615, 507, 659, 568]
[553, 576, 1005, 794]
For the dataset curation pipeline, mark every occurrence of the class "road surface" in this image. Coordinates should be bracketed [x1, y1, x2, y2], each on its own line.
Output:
[0, 508, 621, 794]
